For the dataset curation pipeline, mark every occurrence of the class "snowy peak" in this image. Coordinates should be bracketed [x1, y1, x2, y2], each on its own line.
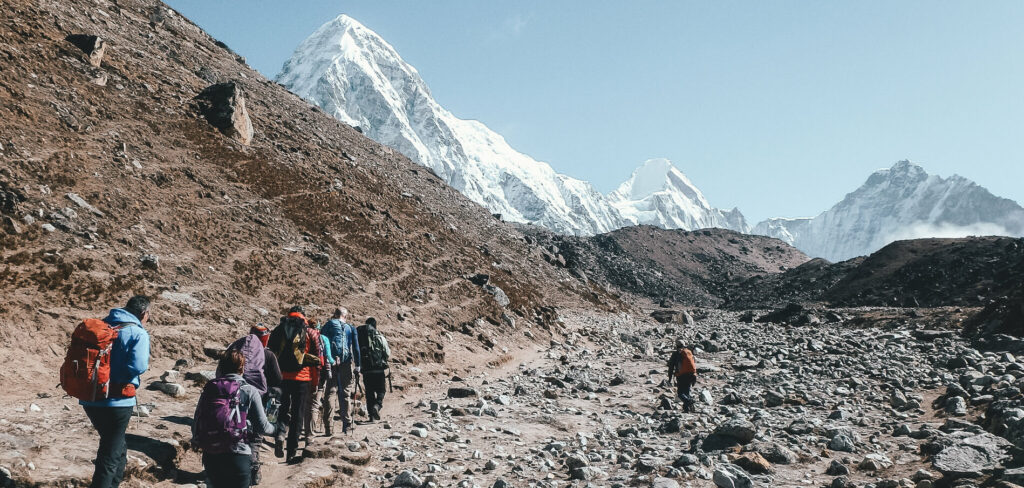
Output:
[277, 15, 749, 237]
[754, 160, 1024, 261]
[609, 159, 749, 232]
[612, 158, 711, 208]
[278, 14, 630, 235]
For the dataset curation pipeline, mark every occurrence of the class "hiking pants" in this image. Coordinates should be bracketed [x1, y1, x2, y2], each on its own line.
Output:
[277, 380, 310, 452]
[363, 371, 387, 418]
[676, 373, 697, 410]
[303, 379, 319, 438]
[84, 406, 133, 488]
[202, 452, 251, 488]
[323, 362, 354, 429]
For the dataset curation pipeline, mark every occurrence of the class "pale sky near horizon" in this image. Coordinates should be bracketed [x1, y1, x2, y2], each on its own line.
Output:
[164, 1, 1024, 223]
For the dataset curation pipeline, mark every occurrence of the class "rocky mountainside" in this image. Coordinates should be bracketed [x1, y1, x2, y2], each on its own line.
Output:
[277, 15, 747, 237]
[729, 236, 1024, 309]
[0, 0, 616, 387]
[609, 158, 749, 232]
[754, 160, 1024, 261]
[521, 225, 808, 307]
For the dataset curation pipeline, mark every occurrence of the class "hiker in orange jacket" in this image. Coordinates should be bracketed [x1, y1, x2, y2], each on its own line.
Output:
[667, 339, 697, 412]
[266, 306, 321, 463]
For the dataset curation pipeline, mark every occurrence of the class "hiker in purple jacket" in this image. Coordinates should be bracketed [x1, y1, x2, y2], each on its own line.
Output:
[193, 350, 275, 488]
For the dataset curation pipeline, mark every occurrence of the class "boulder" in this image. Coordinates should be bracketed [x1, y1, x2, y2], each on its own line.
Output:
[713, 463, 753, 488]
[195, 82, 254, 145]
[392, 470, 423, 487]
[732, 452, 773, 474]
[932, 433, 1012, 477]
[447, 387, 478, 398]
[65, 34, 106, 67]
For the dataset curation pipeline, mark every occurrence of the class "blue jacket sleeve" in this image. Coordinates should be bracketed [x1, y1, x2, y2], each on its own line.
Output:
[321, 335, 332, 360]
[125, 328, 150, 382]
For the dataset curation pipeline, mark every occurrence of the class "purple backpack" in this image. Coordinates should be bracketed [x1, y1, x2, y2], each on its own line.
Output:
[193, 378, 248, 453]
[227, 334, 267, 395]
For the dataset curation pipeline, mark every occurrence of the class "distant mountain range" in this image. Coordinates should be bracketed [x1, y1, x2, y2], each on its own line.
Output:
[278, 14, 1024, 260]
[754, 160, 1024, 261]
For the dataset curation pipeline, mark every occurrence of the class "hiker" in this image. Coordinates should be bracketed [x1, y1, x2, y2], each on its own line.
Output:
[73, 295, 152, 488]
[302, 319, 332, 441]
[356, 317, 390, 421]
[193, 350, 275, 488]
[667, 339, 697, 412]
[227, 324, 280, 485]
[266, 306, 321, 462]
[319, 307, 360, 434]
[246, 324, 282, 403]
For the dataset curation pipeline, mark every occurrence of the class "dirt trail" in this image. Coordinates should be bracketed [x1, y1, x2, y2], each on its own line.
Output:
[2, 307, 980, 488]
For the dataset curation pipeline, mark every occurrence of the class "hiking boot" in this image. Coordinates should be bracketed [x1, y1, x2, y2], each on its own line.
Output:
[324, 423, 333, 437]
[274, 439, 284, 458]
[286, 449, 298, 464]
[342, 422, 350, 434]
[251, 464, 261, 486]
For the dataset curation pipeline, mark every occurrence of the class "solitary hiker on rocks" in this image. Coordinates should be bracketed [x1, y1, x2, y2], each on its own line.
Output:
[320, 307, 360, 434]
[667, 339, 697, 412]
[193, 349, 276, 488]
[357, 317, 390, 421]
[63, 295, 151, 488]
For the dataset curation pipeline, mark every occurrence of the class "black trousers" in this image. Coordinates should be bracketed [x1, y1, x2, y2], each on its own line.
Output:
[202, 452, 251, 488]
[676, 373, 697, 410]
[277, 380, 310, 452]
[84, 406, 134, 488]
[363, 371, 387, 418]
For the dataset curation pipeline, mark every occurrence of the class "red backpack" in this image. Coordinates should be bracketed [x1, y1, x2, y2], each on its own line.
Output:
[675, 348, 696, 376]
[59, 319, 135, 401]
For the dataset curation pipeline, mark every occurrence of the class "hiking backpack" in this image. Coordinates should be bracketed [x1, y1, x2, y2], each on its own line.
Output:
[193, 378, 249, 453]
[227, 334, 267, 396]
[675, 348, 696, 376]
[59, 319, 133, 402]
[365, 327, 389, 371]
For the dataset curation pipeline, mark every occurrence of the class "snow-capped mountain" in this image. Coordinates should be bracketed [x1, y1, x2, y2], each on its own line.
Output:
[753, 160, 1024, 261]
[276, 15, 747, 236]
[276, 14, 627, 235]
[610, 158, 749, 232]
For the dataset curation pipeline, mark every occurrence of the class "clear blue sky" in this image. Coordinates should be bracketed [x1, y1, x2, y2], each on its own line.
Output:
[165, 1, 1024, 222]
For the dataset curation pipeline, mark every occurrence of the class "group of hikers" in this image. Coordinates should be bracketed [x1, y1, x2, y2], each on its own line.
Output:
[59, 296, 392, 488]
[58, 296, 700, 488]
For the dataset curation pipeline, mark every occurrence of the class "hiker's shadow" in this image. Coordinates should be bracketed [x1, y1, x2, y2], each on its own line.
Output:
[161, 415, 193, 427]
[125, 434, 203, 483]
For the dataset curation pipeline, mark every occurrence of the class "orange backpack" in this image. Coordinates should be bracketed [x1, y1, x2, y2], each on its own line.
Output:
[59, 319, 133, 402]
[675, 348, 696, 376]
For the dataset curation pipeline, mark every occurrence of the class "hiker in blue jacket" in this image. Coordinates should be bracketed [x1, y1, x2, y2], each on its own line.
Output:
[319, 307, 361, 434]
[80, 295, 151, 488]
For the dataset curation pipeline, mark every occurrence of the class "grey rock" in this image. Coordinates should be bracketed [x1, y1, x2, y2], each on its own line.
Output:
[712, 463, 753, 488]
[392, 470, 423, 487]
[195, 82, 254, 145]
[65, 34, 106, 67]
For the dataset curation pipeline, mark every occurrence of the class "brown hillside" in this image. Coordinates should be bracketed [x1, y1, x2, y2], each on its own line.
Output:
[0, 0, 608, 384]
[521, 225, 809, 306]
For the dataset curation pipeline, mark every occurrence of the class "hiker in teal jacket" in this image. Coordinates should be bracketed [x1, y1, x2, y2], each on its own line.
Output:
[80, 296, 152, 488]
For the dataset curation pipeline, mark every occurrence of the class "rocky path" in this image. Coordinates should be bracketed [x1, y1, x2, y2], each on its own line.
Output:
[3, 308, 1024, 488]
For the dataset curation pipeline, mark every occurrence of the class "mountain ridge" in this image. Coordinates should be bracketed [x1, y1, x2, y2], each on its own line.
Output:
[753, 160, 1024, 260]
[277, 14, 747, 236]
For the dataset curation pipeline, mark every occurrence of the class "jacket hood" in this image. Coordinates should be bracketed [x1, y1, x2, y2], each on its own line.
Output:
[104, 308, 143, 327]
